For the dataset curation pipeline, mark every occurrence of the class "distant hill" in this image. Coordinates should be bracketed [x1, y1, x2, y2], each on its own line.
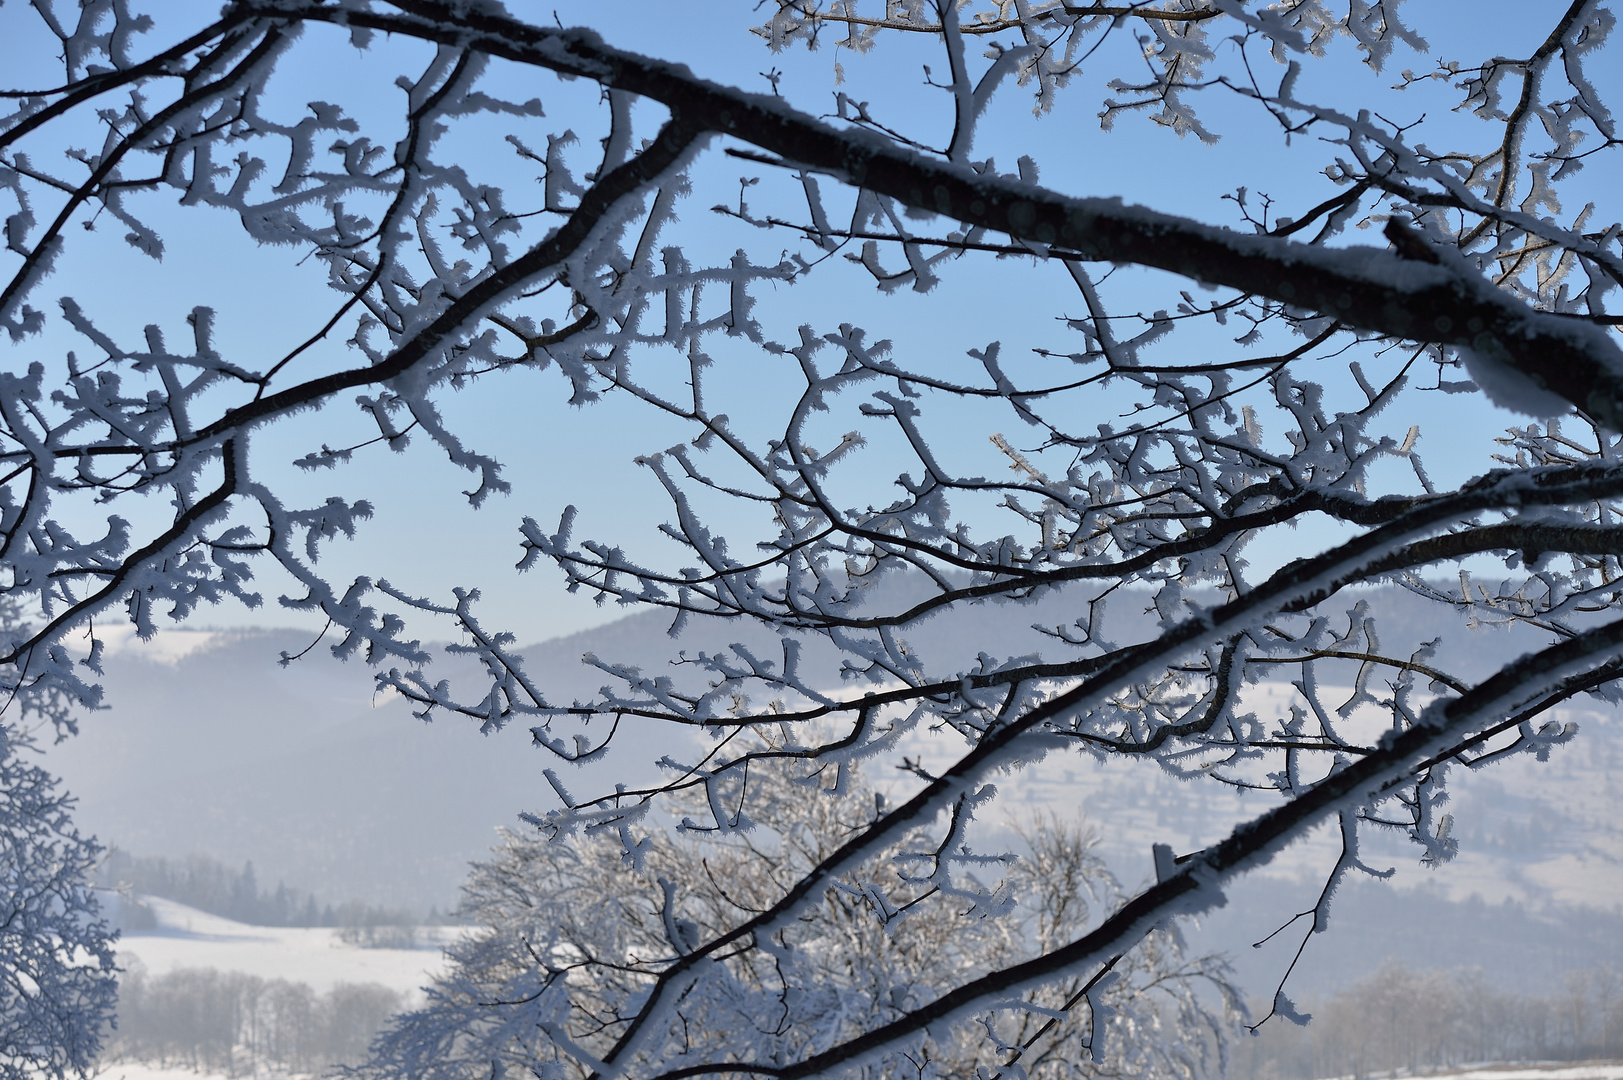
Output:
[43, 626, 624, 913]
[37, 582, 1623, 997]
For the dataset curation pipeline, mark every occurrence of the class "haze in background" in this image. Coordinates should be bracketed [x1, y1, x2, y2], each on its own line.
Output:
[41, 584, 1623, 999]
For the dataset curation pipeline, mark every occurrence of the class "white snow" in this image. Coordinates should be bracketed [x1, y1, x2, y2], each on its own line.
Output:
[1452, 1069, 1623, 1080]
[1347, 1067, 1623, 1080]
[117, 896, 461, 997]
[66, 626, 225, 665]
[1459, 346, 1573, 418]
[93, 1064, 242, 1080]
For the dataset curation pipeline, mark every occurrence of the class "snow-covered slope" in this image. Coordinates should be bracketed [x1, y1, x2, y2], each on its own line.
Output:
[113, 895, 458, 998]
[38, 585, 1623, 1000]
[44, 623, 693, 913]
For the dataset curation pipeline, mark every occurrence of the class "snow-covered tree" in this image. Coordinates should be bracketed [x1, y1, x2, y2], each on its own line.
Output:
[359, 768, 1237, 1080]
[0, 612, 118, 1080]
[3, 1, 1622, 1077]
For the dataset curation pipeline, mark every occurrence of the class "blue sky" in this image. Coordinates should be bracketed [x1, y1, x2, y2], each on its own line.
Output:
[3, 1, 1603, 645]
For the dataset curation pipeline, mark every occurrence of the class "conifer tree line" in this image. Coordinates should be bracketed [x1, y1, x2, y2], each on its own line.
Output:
[96, 850, 443, 935]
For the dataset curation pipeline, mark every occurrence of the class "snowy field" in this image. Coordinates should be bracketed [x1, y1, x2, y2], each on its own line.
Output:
[1342, 1067, 1623, 1080]
[1442, 1069, 1623, 1080]
[116, 896, 461, 997]
[94, 1056, 1623, 1080]
[95, 1065, 236, 1080]
[95, 1067, 259, 1080]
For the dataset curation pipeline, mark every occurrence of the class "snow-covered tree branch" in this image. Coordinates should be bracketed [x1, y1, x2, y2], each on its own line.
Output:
[3, 0, 1622, 1076]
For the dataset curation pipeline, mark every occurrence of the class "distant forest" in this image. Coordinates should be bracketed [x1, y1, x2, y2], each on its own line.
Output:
[1236, 960, 1623, 1079]
[108, 963, 404, 1076]
[95, 850, 446, 933]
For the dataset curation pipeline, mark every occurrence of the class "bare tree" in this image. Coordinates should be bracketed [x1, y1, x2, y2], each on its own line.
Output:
[2, 1, 1622, 1077]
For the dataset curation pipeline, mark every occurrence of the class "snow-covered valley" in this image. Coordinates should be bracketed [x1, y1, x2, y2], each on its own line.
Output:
[47, 596, 1623, 1001]
[109, 896, 459, 999]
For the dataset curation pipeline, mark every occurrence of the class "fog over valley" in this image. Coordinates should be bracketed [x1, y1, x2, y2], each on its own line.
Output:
[48, 587, 1623, 1003]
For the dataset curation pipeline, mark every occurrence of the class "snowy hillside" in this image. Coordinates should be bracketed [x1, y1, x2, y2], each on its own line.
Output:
[38, 584, 1623, 1000]
[877, 674, 1623, 997]
[110, 895, 458, 998]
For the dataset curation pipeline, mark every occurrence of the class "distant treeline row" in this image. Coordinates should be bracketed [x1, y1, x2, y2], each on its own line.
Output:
[95, 850, 442, 928]
[1237, 961, 1623, 1079]
[106, 964, 405, 1076]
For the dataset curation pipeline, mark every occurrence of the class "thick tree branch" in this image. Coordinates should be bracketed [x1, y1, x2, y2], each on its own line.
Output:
[267, 1, 1623, 427]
